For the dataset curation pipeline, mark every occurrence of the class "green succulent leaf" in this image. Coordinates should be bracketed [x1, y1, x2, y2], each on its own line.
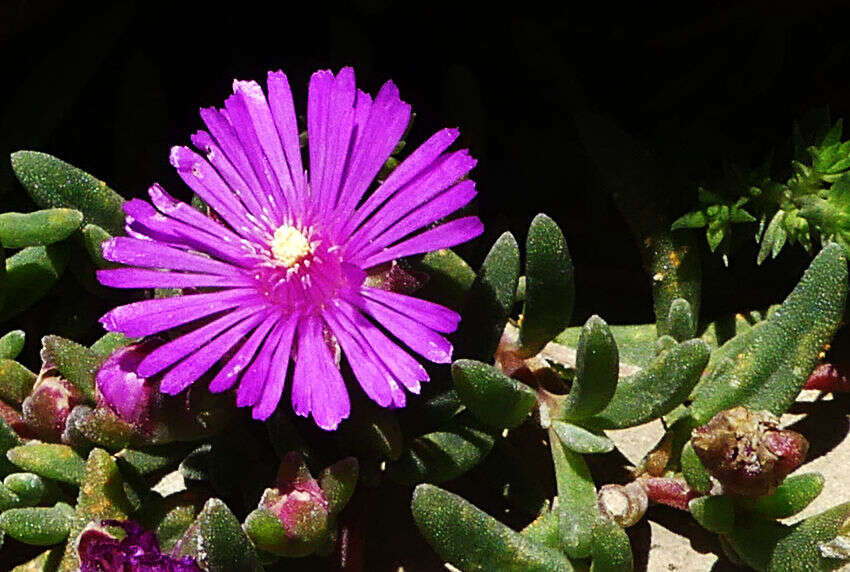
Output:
[0, 503, 73, 547]
[387, 412, 496, 484]
[456, 232, 520, 361]
[243, 506, 326, 558]
[559, 315, 619, 420]
[11, 151, 126, 235]
[7, 444, 86, 486]
[414, 248, 476, 310]
[3, 473, 47, 507]
[0, 330, 25, 360]
[10, 546, 63, 571]
[550, 428, 598, 558]
[0, 209, 83, 249]
[41, 335, 102, 403]
[555, 323, 656, 370]
[0, 481, 23, 510]
[318, 457, 359, 516]
[452, 359, 536, 429]
[690, 243, 847, 423]
[89, 332, 135, 358]
[412, 484, 574, 572]
[0, 244, 69, 322]
[671, 210, 708, 230]
[585, 339, 710, 429]
[688, 496, 734, 535]
[751, 473, 825, 520]
[174, 498, 262, 572]
[590, 516, 633, 572]
[0, 359, 36, 404]
[115, 444, 195, 476]
[0, 418, 23, 476]
[680, 441, 712, 494]
[519, 214, 575, 356]
[81, 223, 115, 270]
[666, 298, 695, 342]
[551, 421, 614, 454]
[725, 502, 850, 572]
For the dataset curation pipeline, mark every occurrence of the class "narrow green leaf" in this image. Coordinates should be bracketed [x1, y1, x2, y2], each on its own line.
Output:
[81, 223, 115, 270]
[0, 481, 22, 510]
[0, 418, 23, 476]
[0, 503, 73, 546]
[59, 449, 132, 571]
[4, 473, 47, 506]
[452, 359, 536, 429]
[11, 151, 126, 235]
[752, 473, 825, 520]
[174, 498, 262, 572]
[387, 412, 495, 484]
[0, 359, 36, 404]
[414, 248, 476, 310]
[115, 444, 194, 476]
[7, 444, 86, 486]
[680, 441, 712, 494]
[520, 214, 574, 356]
[666, 298, 695, 342]
[0, 209, 83, 248]
[690, 244, 847, 423]
[551, 421, 614, 454]
[688, 496, 734, 535]
[41, 335, 101, 402]
[550, 428, 597, 558]
[89, 331, 135, 358]
[560, 315, 618, 420]
[319, 457, 358, 516]
[590, 516, 633, 572]
[10, 546, 63, 571]
[586, 340, 710, 429]
[456, 232, 520, 361]
[0, 330, 25, 360]
[412, 484, 574, 572]
[0, 244, 69, 322]
[671, 210, 708, 230]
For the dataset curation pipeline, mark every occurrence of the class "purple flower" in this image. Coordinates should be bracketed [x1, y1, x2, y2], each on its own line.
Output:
[96, 342, 158, 426]
[78, 520, 201, 572]
[97, 68, 481, 430]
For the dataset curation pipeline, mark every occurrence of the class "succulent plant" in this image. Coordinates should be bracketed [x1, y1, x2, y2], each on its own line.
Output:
[1, 69, 850, 572]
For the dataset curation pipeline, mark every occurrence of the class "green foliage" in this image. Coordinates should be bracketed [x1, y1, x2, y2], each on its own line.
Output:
[680, 441, 712, 494]
[519, 214, 575, 356]
[7, 444, 85, 486]
[0, 360, 36, 404]
[672, 189, 756, 256]
[551, 421, 614, 454]
[690, 244, 847, 423]
[0, 245, 69, 322]
[40, 335, 102, 402]
[549, 429, 598, 558]
[689, 496, 734, 535]
[589, 516, 633, 572]
[175, 499, 262, 571]
[751, 473, 825, 519]
[452, 359, 536, 428]
[558, 315, 619, 420]
[0, 209, 83, 249]
[412, 484, 574, 571]
[0, 330, 25, 360]
[0, 503, 73, 546]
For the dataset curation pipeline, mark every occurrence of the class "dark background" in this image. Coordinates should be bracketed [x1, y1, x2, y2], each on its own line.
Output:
[2, 0, 848, 328]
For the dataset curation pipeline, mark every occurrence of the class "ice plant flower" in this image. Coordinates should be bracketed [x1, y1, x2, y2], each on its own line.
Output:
[78, 519, 201, 571]
[96, 68, 482, 429]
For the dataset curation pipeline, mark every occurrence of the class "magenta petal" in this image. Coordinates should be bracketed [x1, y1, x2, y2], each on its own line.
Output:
[236, 320, 286, 408]
[99, 289, 260, 338]
[97, 268, 255, 290]
[362, 216, 484, 268]
[208, 312, 279, 393]
[359, 287, 460, 333]
[267, 71, 306, 200]
[251, 316, 298, 420]
[292, 315, 350, 430]
[323, 309, 393, 407]
[101, 237, 236, 276]
[159, 311, 267, 395]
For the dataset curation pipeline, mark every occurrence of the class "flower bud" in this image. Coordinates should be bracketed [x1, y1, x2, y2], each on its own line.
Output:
[22, 375, 81, 442]
[95, 342, 157, 427]
[641, 477, 700, 510]
[691, 406, 809, 497]
[804, 363, 850, 393]
[262, 452, 330, 541]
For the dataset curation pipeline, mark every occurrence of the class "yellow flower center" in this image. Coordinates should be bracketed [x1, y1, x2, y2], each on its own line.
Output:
[271, 225, 312, 268]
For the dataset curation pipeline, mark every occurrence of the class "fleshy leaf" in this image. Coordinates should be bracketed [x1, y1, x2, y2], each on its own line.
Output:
[4, 473, 47, 506]
[559, 315, 619, 420]
[0, 245, 69, 322]
[412, 484, 574, 572]
[318, 457, 358, 516]
[11, 151, 126, 235]
[456, 232, 520, 361]
[589, 516, 633, 572]
[550, 428, 597, 558]
[751, 473, 825, 520]
[585, 340, 710, 429]
[519, 214, 574, 356]
[0, 330, 25, 360]
[690, 244, 847, 424]
[81, 223, 115, 269]
[0, 209, 83, 249]
[0, 360, 36, 404]
[414, 248, 476, 310]
[680, 441, 712, 494]
[551, 421, 614, 454]
[666, 298, 695, 342]
[41, 335, 101, 403]
[7, 444, 86, 486]
[688, 496, 734, 535]
[174, 498, 262, 572]
[0, 503, 74, 546]
[452, 359, 536, 429]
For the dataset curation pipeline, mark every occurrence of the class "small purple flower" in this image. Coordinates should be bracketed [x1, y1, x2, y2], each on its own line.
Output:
[78, 520, 200, 572]
[97, 68, 481, 429]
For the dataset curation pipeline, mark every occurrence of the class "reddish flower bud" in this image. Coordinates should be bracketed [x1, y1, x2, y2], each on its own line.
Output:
[261, 452, 330, 541]
[692, 406, 809, 497]
[642, 477, 700, 510]
[95, 342, 157, 426]
[804, 363, 850, 393]
[22, 375, 81, 442]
